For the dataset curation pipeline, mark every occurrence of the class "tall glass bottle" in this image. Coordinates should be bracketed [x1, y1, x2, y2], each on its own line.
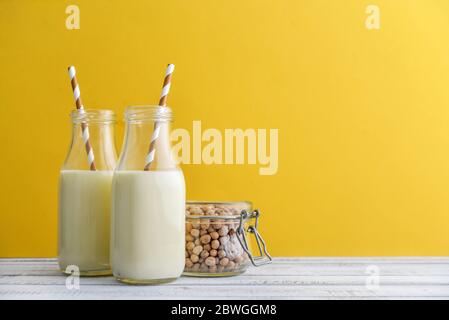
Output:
[59, 109, 117, 276]
[111, 106, 185, 284]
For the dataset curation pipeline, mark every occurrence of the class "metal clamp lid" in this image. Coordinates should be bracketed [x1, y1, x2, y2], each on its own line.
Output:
[236, 209, 272, 266]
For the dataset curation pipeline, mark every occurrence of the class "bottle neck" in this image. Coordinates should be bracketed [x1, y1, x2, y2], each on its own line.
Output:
[117, 119, 176, 171]
[63, 110, 117, 171]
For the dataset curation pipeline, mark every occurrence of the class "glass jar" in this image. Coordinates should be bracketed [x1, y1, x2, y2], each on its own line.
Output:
[58, 109, 117, 276]
[184, 201, 271, 277]
[111, 106, 186, 284]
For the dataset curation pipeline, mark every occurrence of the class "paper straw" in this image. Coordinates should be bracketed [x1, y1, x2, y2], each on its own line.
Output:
[144, 64, 175, 171]
[68, 66, 96, 171]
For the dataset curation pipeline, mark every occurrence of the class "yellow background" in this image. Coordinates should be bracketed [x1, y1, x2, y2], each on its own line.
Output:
[1, 0, 449, 257]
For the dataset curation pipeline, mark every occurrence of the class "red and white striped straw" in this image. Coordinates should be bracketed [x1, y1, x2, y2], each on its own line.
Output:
[68, 66, 96, 171]
[144, 64, 175, 171]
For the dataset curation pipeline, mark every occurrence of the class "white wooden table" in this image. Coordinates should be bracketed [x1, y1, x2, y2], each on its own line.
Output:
[1, 257, 449, 299]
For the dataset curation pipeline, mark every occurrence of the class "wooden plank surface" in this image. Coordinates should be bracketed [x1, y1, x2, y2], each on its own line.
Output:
[1, 258, 449, 299]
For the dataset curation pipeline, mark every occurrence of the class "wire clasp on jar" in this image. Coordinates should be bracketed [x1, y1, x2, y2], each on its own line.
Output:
[237, 209, 272, 266]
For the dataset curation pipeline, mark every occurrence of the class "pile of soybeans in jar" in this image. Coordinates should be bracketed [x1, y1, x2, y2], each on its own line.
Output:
[184, 202, 251, 277]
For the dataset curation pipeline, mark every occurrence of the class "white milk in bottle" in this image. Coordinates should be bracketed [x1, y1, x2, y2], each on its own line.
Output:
[111, 170, 185, 281]
[59, 170, 113, 272]
[111, 106, 185, 284]
[58, 109, 117, 276]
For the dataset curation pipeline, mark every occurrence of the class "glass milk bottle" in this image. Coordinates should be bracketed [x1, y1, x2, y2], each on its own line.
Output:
[59, 109, 117, 276]
[111, 106, 185, 284]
